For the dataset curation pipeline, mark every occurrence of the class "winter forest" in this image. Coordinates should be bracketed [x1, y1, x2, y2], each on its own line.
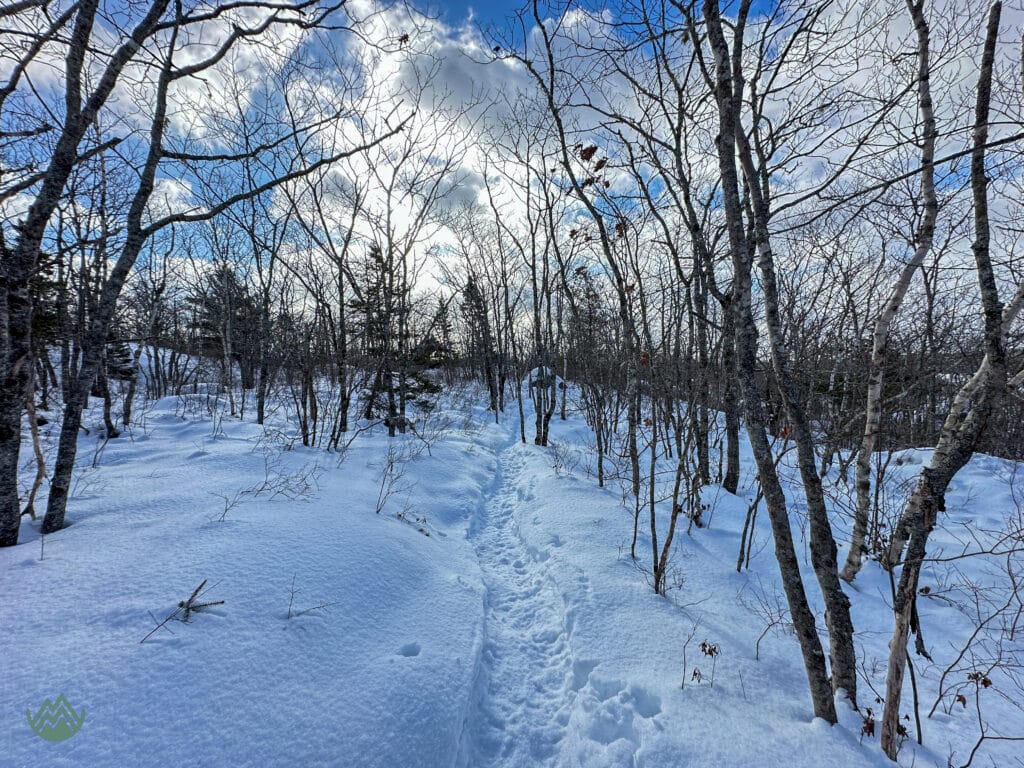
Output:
[2, 0, 1024, 766]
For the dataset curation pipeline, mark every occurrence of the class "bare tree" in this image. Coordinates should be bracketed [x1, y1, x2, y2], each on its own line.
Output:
[880, 4, 1016, 756]
[0, 0, 408, 544]
[841, 0, 939, 584]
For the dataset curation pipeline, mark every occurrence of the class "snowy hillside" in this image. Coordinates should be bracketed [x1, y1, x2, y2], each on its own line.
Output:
[3, 387, 1020, 768]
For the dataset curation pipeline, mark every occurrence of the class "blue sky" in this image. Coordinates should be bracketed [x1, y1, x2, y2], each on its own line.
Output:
[428, 0, 779, 28]
[432, 0, 527, 26]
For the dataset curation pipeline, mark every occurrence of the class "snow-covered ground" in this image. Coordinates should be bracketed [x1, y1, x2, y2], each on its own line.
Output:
[2, 384, 1021, 767]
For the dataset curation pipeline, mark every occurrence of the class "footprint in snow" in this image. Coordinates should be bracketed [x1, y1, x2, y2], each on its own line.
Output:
[582, 676, 662, 747]
[571, 660, 599, 691]
[398, 642, 421, 657]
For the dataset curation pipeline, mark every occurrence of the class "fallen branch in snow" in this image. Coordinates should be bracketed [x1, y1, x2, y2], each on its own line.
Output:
[140, 610, 178, 644]
[179, 579, 224, 621]
[396, 507, 433, 537]
[140, 580, 224, 643]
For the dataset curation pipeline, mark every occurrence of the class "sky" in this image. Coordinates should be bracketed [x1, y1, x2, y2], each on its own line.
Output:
[431, 0, 528, 26]
[432, 0, 781, 22]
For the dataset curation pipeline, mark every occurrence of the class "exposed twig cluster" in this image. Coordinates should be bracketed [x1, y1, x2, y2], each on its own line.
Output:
[140, 580, 224, 644]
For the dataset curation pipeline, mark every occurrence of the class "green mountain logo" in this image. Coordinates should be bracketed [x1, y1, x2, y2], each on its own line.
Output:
[27, 694, 85, 742]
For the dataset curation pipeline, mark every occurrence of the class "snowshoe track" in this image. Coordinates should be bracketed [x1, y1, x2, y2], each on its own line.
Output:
[459, 442, 575, 767]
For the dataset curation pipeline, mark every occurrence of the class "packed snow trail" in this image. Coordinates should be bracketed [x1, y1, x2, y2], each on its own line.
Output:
[459, 434, 576, 767]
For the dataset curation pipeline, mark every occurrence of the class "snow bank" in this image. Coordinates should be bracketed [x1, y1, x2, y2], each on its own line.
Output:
[3, 389, 1020, 767]
[2, 397, 494, 768]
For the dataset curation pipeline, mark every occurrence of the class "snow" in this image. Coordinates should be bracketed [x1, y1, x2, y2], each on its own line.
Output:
[2, 383, 1021, 767]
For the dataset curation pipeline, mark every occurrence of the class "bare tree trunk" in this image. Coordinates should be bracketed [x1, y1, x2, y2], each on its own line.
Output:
[0, 317, 29, 545]
[709, 0, 858, 708]
[123, 286, 163, 428]
[702, 0, 836, 724]
[97, 364, 119, 438]
[720, 303, 741, 494]
[626, 371, 641, 500]
[560, 352, 567, 421]
[881, 5, 1007, 755]
[22, 359, 48, 520]
[256, 357, 270, 424]
[44, 338, 105, 532]
[739, 148, 859, 708]
[841, 0, 938, 584]
[691, 276, 711, 485]
[122, 340, 144, 429]
[22, 433, 45, 521]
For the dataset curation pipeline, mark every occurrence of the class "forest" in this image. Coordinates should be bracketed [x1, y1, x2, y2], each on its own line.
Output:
[1, 1, 1023, 766]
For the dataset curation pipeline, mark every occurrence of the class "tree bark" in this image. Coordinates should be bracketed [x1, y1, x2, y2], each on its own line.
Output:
[703, 0, 837, 724]
[881, 4, 1006, 756]
[841, 0, 938, 584]
[736, 106, 859, 710]
[720, 302, 741, 494]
